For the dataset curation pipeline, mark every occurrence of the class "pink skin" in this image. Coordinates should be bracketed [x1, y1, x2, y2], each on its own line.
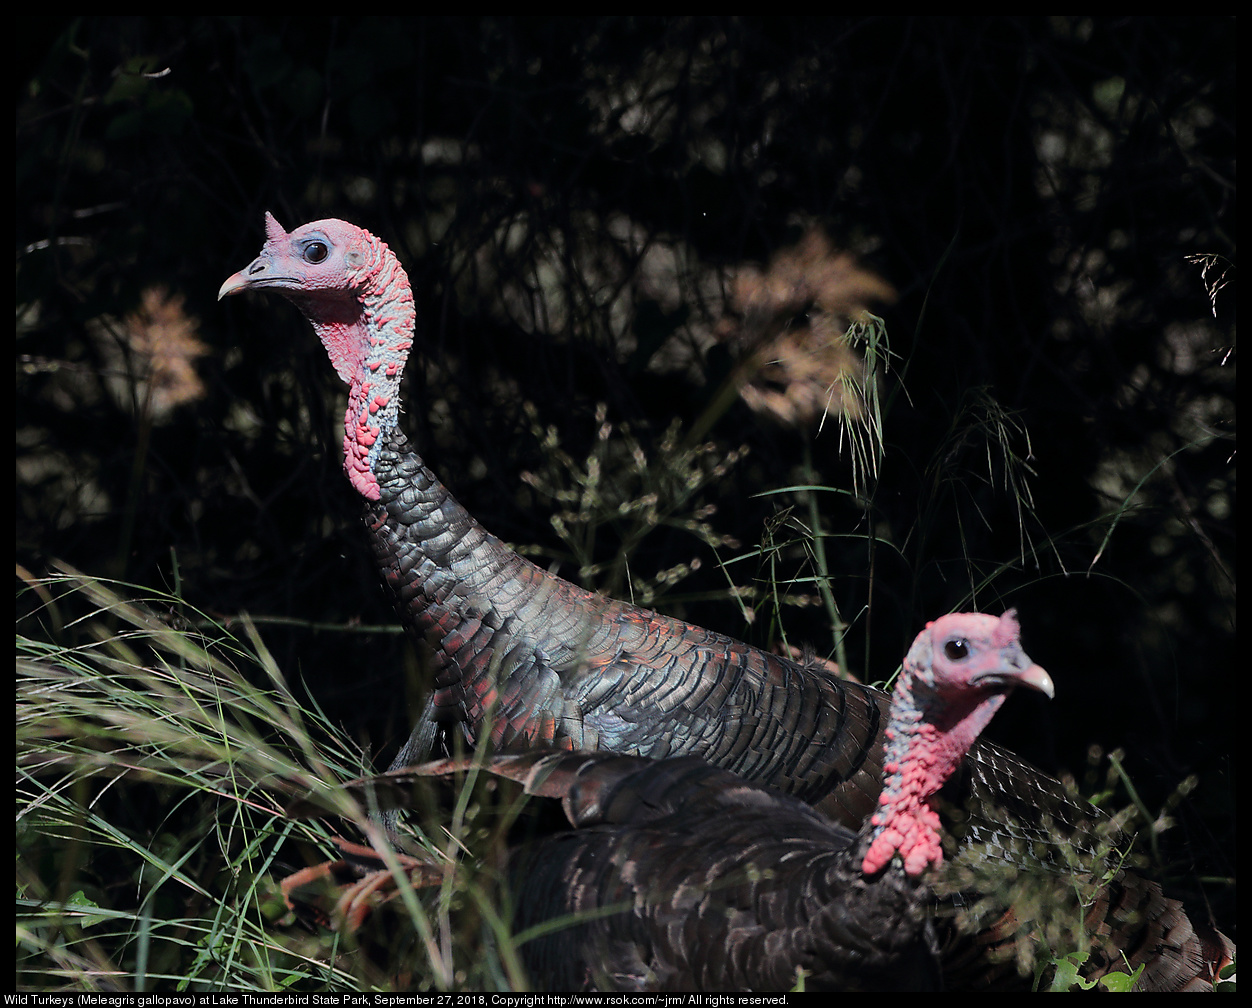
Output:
[218, 213, 415, 500]
[861, 609, 1053, 877]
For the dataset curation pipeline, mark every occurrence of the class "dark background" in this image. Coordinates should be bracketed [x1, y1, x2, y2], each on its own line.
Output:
[16, 16, 1235, 937]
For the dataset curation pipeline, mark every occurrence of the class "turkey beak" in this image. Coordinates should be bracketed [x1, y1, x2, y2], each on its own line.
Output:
[972, 657, 1054, 699]
[218, 267, 255, 300]
[1014, 662, 1054, 699]
[218, 254, 278, 300]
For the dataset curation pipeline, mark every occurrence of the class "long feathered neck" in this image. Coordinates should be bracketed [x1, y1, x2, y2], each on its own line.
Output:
[295, 229, 415, 501]
[860, 669, 1006, 878]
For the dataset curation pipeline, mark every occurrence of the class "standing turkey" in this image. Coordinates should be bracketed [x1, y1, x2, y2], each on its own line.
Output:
[222, 215, 1232, 990]
[288, 611, 1053, 991]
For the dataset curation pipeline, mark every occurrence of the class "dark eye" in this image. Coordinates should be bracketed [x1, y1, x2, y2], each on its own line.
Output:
[944, 638, 970, 661]
[304, 242, 329, 264]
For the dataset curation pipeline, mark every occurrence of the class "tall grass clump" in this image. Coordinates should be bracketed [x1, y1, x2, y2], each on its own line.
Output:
[16, 566, 534, 992]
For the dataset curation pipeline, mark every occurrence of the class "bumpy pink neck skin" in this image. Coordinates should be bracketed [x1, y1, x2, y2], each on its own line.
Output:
[861, 680, 1006, 877]
[286, 226, 415, 501]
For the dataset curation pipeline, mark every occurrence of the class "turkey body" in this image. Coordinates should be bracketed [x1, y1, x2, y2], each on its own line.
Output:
[503, 753, 939, 992]
[292, 603, 1055, 993]
[226, 215, 1233, 991]
[285, 753, 942, 991]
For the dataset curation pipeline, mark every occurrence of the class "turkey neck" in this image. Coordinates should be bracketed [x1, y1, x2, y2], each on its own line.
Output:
[279, 229, 531, 741]
[364, 423, 563, 742]
[861, 673, 1007, 877]
[295, 230, 414, 503]
[304, 238, 552, 743]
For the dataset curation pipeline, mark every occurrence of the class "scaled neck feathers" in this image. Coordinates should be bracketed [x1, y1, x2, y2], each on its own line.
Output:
[861, 675, 1007, 878]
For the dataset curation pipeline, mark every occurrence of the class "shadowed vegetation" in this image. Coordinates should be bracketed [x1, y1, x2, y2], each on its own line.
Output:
[17, 16, 1233, 990]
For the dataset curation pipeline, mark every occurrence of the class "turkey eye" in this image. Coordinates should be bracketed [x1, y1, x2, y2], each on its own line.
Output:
[304, 242, 329, 264]
[944, 638, 970, 661]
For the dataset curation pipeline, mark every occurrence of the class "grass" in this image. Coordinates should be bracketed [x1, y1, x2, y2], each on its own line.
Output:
[15, 565, 540, 992]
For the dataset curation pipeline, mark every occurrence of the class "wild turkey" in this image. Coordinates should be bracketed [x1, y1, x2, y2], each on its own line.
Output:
[288, 610, 1052, 991]
[223, 215, 1233, 990]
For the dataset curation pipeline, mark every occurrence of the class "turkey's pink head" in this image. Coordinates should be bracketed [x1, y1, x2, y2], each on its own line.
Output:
[218, 213, 376, 297]
[220, 213, 416, 500]
[862, 609, 1053, 878]
[904, 609, 1052, 704]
